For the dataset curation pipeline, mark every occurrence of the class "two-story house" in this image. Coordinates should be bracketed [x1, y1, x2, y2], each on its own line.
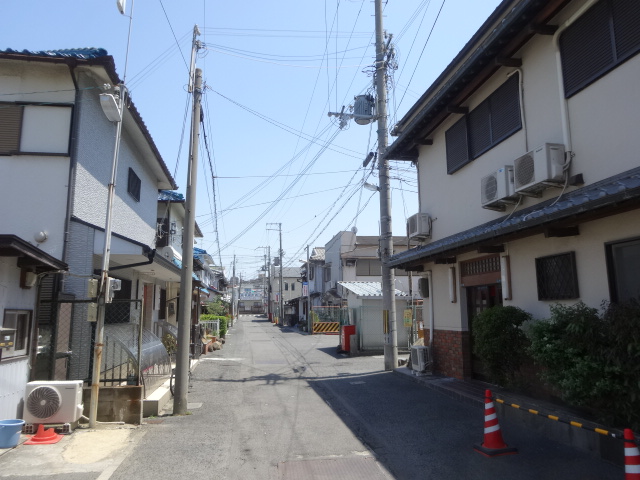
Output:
[0, 47, 180, 418]
[270, 266, 301, 325]
[385, 0, 640, 379]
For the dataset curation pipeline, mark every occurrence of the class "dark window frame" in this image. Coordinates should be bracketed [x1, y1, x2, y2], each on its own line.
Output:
[445, 74, 521, 174]
[605, 236, 640, 303]
[128, 168, 141, 202]
[560, 0, 640, 98]
[535, 251, 580, 301]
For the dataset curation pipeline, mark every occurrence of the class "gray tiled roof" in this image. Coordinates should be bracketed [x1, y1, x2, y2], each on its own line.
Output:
[389, 166, 640, 268]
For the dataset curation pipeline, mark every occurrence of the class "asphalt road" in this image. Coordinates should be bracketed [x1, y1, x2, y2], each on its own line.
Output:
[108, 314, 621, 480]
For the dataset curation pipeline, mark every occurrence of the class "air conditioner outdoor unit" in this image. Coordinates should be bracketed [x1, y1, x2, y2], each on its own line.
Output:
[23, 380, 84, 425]
[481, 166, 519, 210]
[407, 213, 432, 240]
[411, 345, 432, 373]
[513, 143, 566, 195]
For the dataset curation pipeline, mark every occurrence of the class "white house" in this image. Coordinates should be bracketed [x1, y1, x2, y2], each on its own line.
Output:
[0, 47, 179, 418]
[385, 0, 640, 379]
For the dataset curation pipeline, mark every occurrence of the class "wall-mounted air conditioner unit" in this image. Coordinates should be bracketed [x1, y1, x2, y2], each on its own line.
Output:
[23, 380, 84, 425]
[513, 143, 566, 195]
[411, 345, 432, 373]
[481, 166, 519, 210]
[407, 213, 432, 241]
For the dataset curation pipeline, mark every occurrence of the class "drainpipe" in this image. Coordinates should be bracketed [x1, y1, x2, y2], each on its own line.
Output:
[426, 270, 434, 348]
[62, 63, 81, 278]
[553, 0, 598, 155]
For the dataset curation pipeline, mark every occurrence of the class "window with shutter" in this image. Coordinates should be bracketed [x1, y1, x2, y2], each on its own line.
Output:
[561, 0, 640, 98]
[128, 168, 141, 202]
[0, 104, 23, 154]
[445, 74, 521, 173]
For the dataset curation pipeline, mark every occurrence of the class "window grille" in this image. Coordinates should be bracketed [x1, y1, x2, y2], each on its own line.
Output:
[535, 252, 579, 300]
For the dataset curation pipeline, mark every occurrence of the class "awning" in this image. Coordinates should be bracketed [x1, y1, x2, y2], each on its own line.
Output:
[0, 235, 67, 272]
[389, 166, 640, 269]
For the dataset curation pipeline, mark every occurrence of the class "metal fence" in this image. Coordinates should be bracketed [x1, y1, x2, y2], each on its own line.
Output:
[310, 306, 349, 324]
[36, 298, 170, 397]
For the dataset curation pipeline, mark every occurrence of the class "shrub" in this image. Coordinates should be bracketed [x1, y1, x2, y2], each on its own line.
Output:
[472, 305, 532, 386]
[528, 301, 640, 429]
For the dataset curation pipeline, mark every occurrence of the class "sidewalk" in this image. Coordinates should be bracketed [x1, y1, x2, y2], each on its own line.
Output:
[0, 423, 144, 480]
[393, 366, 625, 467]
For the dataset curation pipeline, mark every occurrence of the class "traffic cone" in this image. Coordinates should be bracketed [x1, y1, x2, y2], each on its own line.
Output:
[473, 389, 518, 457]
[624, 428, 640, 479]
[24, 424, 63, 445]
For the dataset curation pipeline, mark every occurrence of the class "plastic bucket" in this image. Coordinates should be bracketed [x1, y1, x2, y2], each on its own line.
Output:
[0, 419, 25, 449]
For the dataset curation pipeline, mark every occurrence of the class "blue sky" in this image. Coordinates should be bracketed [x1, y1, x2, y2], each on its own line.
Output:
[4, 0, 501, 278]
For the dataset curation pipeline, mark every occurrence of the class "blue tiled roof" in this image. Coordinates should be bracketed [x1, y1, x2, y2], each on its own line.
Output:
[1, 48, 109, 59]
[389, 166, 640, 268]
[158, 190, 184, 202]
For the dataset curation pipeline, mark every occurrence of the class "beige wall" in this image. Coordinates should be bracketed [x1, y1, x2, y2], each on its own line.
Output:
[416, 5, 640, 243]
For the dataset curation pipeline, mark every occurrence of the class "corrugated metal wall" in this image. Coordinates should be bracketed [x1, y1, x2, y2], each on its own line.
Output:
[0, 358, 28, 419]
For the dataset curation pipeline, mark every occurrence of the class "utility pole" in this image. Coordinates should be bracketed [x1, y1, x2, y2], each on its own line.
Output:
[306, 245, 311, 333]
[267, 246, 271, 321]
[267, 223, 283, 325]
[232, 255, 237, 322]
[174, 25, 201, 416]
[375, 0, 398, 371]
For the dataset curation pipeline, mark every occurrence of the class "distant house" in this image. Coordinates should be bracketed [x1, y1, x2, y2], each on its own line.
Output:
[385, 0, 640, 380]
[0, 47, 179, 418]
[270, 266, 301, 325]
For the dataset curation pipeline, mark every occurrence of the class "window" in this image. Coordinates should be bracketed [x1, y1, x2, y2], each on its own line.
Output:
[128, 168, 141, 202]
[323, 265, 331, 282]
[284, 282, 289, 291]
[356, 259, 382, 276]
[0, 103, 72, 155]
[309, 267, 314, 280]
[535, 252, 579, 300]
[560, 0, 640, 98]
[445, 74, 521, 173]
[606, 238, 640, 303]
[291, 282, 295, 291]
[1, 310, 31, 359]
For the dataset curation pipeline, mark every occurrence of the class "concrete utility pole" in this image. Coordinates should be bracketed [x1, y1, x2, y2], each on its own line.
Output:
[232, 255, 237, 322]
[267, 223, 284, 324]
[174, 26, 201, 415]
[306, 245, 311, 333]
[374, 0, 398, 371]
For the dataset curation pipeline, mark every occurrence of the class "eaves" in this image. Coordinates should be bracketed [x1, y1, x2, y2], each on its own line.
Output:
[384, 0, 571, 162]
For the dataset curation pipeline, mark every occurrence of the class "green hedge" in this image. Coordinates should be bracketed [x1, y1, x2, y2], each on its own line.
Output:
[471, 305, 532, 386]
[529, 301, 640, 429]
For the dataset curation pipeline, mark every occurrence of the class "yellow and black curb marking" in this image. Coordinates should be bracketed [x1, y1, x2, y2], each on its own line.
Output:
[493, 395, 638, 444]
[312, 322, 340, 334]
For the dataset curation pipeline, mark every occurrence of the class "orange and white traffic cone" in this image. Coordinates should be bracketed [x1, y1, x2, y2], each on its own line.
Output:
[473, 389, 518, 457]
[624, 428, 640, 479]
[24, 424, 63, 445]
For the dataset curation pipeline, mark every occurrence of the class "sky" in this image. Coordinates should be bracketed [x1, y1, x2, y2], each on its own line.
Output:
[3, 0, 502, 279]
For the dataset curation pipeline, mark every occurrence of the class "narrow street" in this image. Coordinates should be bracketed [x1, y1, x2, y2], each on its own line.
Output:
[108, 314, 620, 480]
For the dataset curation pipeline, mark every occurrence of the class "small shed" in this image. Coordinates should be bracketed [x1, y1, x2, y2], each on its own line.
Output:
[338, 281, 412, 352]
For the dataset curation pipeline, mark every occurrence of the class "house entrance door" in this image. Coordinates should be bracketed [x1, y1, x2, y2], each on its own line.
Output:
[466, 284, 502, 380]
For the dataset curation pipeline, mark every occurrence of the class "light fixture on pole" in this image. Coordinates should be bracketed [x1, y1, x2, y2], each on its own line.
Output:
[363, 182, 380, 192]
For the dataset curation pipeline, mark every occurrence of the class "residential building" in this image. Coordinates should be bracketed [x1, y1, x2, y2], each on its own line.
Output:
[385, 0, 640, 380]
[0, 47, 179, 418]
[238, 278, 265, 314]
[270, 266, 301, 324]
